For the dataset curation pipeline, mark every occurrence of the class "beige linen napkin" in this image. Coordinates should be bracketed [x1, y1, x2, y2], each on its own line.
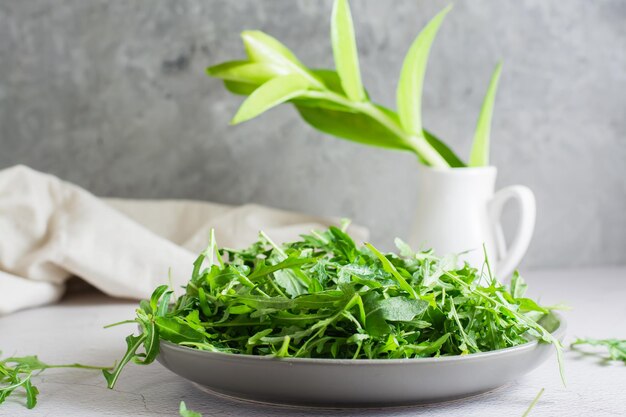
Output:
[0, 165, 367, 315]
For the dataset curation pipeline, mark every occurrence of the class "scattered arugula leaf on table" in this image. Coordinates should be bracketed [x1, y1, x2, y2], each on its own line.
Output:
[0, 353, 111, 409]
[104, 225, 564, 389]
[179, 400, 203, 417]
[570, 338, 626, 363]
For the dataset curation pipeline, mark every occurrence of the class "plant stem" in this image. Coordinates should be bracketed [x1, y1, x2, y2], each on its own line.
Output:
[303, 90, 450, 168]
[44, 364, 112, 371]
[522, 388, 545, 417]
[358, 101, 449, 168]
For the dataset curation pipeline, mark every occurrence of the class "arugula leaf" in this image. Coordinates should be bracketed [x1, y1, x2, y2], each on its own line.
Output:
[103, 334, 147, 389]
[378, 297, 429, 322]
[105, 226, 563, 387]
[179, 401, 203, 417]
[272, 269, 308, 298]
[571, 338, 626, 363]
[155, 317, 206, 344]
[247, 255, 318, 281]
[365, 243, 419, 299]
[0, 353, 110, 409]
[510, 271, 528, 299]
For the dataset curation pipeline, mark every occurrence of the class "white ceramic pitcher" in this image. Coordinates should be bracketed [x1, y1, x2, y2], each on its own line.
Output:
[408, 166, 535, 279]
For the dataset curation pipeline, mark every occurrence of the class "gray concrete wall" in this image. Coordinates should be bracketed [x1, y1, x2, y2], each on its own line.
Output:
[1, 0, 624, 268]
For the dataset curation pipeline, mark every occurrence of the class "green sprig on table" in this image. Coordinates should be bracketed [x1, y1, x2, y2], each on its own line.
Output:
[179, 401, 202, 417]
[0, 354, 111, 409]
[104, 225, 564, 389]
[207, 0, 502, 168]
[571, 338, 626, 363]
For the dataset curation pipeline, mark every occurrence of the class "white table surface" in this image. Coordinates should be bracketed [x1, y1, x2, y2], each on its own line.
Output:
[1, 267, 625, 417]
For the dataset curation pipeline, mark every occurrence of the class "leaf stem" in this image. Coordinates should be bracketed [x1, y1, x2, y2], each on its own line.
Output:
[303, 90, 449, 167]
[42, 364, 112, 371]
[521, 387, 545, 417]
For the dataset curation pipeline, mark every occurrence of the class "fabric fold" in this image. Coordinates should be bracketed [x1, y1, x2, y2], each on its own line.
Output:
[0, 165, 368, 315]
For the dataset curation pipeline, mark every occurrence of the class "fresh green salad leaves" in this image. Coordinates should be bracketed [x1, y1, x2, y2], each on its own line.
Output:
[179, 401, 202, 417]
[571, 338, 626, 363]
[105, 225, 563, 389]
[207, 0, 504, 168]
[0, 353, 110, 409]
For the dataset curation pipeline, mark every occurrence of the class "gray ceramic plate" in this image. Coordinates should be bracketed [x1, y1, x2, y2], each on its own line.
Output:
[157, 313, 565, 407]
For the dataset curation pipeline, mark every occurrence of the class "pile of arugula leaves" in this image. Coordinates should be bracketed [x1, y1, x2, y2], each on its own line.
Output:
[104, 225, 563, 389]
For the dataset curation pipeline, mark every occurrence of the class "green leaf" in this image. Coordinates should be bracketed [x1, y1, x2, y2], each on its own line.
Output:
[396, 5, 452, 135]
[135, 321, 160, 365]
[292, 293, 345, 309]
[179, 401, 203, 417]
[378, 297, 429, 322]
[311, 69, 345, 95]
[297, 70, 371, 108]
[423, 129, 466, 167]
[365, 243, 419, 299]
[510, 271, 527, 299]
[155, 317, 206, 344]
[1, 356, 49, 371]
[223, 80, 257, 96]
[570, 338, 626, 363]
[206, 61, 288, 84]
[231, 295, 293, 311]
[156, 291, 173, 317]
[337, 263, 379, 284]
[100, 225, 564, 381]
[242, 30, 304, 67]
[295, 105, 413, 151]
[103, 333, 147, 389]
[149, 285, 169, 314]
[469, 62, 502, 166]
[247, 329, 274, 346]
[516, 298, 549, 314]
[241, 31, 319, 87]
[231, 74, 310, 124]
[329, 226, 358, 262]
[24, 379, 38, 409]
[273, 270, 308, 298]
[0, 353, 110, 409]
[331, 0, 366, 101]
[411, 333, 451, 356]
[247, 255, 318, 281]
[363, 293, 391, 337]
[394, 238, 415, 258]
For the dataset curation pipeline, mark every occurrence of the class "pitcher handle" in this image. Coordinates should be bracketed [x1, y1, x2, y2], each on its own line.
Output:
[488, 185, 536, 279]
